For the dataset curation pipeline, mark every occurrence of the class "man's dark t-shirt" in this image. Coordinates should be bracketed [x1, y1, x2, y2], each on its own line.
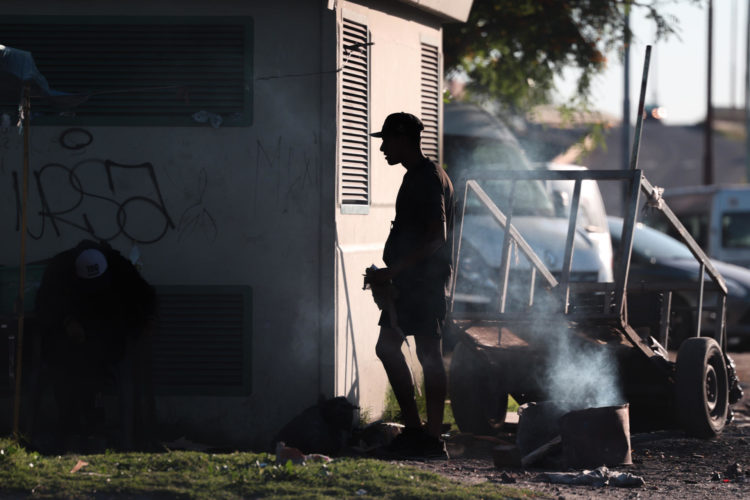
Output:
[380, 157, 454, 337]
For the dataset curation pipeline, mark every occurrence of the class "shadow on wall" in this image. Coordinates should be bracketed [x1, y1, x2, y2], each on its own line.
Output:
[335, 231, 361, 408]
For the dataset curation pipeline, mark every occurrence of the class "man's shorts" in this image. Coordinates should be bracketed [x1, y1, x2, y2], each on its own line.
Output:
[378, 279, 447, 339]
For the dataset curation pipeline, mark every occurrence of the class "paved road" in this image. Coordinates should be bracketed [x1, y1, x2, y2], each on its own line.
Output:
[582, 121, 747, 217]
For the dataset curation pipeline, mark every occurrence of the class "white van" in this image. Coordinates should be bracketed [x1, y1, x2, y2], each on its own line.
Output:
[544, 163, 613, 282]
[649, 185, 750, 268]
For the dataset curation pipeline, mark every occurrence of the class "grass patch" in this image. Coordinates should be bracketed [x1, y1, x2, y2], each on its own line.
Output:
[0, 437, 536, 499]
[383, 385, 518, 429]
[382, 382, 457, 427]
[507, 395, 519, 413]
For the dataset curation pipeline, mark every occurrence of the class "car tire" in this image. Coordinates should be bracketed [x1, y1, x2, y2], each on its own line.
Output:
[675, 337, 728, 438]
[448, 341, 508, 435]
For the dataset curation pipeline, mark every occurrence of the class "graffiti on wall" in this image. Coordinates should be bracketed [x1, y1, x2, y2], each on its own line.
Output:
[252, 135, 320, 215]
[5, 128, 219, 244]
[177, 167, 217, 242]
[4, 129, 320, 244]
[14, 158, 175, 243]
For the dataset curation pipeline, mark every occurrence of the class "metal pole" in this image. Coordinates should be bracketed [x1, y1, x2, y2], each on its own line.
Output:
[704, 0, 714, 186]
[622, 3, 632, 209]
[12, 84, 30, 439]
[732, 0, 738, 108]
[630, 45, 652, 170]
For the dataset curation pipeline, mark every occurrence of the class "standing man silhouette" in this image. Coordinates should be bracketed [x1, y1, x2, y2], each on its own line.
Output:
[367, 112, 454, 457]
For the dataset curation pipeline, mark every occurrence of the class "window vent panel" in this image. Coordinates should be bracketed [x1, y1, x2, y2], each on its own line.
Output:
[340, 18, 370, 206]
[0, 16, 253, 126]
[420, 43, 440, 164]
[151, 286, 252, 395]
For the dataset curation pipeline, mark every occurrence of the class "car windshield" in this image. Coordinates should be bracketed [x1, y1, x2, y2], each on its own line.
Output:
[447, 140, 555, 217]
[612, 219, 694, 259]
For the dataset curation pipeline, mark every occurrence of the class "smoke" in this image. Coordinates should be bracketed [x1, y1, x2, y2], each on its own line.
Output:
[452, 202, 626, 413]
[446, 107, 627, 412]
[541, 322, 625, 412]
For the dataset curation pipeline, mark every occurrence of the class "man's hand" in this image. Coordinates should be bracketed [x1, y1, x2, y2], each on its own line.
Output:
[366, 267, 394, 286]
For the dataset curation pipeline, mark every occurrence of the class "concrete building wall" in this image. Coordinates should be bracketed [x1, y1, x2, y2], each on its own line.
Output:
[0, 0, 461, 446]
[0, 0, 337, 448]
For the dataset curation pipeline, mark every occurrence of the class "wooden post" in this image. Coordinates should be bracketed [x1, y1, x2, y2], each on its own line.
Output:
[13, 84, 30, 440]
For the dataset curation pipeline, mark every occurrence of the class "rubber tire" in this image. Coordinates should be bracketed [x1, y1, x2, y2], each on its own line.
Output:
[448, 341, 508, 435]
[675, 337, 728, 438]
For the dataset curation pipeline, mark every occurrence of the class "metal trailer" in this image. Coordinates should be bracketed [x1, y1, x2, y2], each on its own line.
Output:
[447, 167, 736, 438]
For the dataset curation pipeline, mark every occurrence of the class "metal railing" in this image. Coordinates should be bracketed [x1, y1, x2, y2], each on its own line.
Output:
[449, 168, 728, 349]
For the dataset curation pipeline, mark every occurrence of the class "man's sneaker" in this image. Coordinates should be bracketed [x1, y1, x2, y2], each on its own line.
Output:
[385, 426, 424, 456]
[382, 427, 448, 460]
[419, 433, 449, 460]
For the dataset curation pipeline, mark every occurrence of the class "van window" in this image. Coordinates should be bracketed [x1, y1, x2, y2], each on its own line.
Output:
[676, 213, 710, 251]
[722, 212, 750, 248]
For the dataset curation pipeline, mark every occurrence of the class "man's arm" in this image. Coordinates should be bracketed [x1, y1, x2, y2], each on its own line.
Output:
[369, 217, 446, 284]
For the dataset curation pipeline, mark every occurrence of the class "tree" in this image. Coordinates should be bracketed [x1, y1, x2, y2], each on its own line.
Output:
[444, 0, 696, 112]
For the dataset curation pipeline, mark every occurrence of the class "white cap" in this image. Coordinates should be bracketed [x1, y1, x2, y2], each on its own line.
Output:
[75, 248, 108, 279]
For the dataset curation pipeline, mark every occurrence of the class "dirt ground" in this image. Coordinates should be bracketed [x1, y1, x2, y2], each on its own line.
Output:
[402, 351, 750, 499]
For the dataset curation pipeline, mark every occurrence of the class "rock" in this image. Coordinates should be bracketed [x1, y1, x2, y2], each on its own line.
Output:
[725, 463, 742, 479]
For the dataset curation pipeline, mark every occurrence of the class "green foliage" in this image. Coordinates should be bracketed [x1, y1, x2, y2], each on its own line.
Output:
[382, 384, 518, 431]
[0, 437, 534, 499]
[381, 382, 456, 429]
[445, 0, 696, 111]
[507, 395, 519, 413]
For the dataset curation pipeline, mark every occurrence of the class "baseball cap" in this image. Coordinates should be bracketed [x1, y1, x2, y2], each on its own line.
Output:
[75, 248, 108, 279]
[370, 112, 424, 138]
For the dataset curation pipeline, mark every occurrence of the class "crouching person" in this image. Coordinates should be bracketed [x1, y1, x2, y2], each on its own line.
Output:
[34, 239, 156, 451]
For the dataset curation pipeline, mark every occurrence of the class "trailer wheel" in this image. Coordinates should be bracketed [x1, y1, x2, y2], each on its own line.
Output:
[675, 337, 728, 438]
[449, 341, 507, 435]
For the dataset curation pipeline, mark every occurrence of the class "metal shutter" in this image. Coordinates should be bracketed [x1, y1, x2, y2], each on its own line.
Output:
[151, 286, 252, 395]
[340, 18, 370, 206]
[0, 17, 253, 126]
[420, 43, 440, 164]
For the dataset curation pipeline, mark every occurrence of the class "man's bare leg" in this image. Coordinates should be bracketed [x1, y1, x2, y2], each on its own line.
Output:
[375, 326, 421, 429]
[415, 336, 446, 438]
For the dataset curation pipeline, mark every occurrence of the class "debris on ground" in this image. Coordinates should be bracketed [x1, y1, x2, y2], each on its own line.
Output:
[69, 460, 89, 474]
[725, 462, 743, 479]
[273, 396, 358, 456]
[352, 421, 404, 452]
[275, 442, 306, 465]
[542, 466, 645, 487]
[275, 442, 332, 465]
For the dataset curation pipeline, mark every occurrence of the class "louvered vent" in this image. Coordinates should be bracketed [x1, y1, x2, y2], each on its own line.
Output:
[151, 286, 251, 395]
[340, 18, 370, 206]
[0, 17, 253, 126]
[420, 43, 440, 164]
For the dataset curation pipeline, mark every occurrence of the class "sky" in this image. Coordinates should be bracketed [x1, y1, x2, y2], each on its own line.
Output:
[556, 0, 749, 125]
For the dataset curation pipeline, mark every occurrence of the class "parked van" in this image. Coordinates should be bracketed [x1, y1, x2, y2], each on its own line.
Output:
[544, 163, 613, 282]
[647, 185, 750, 268]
